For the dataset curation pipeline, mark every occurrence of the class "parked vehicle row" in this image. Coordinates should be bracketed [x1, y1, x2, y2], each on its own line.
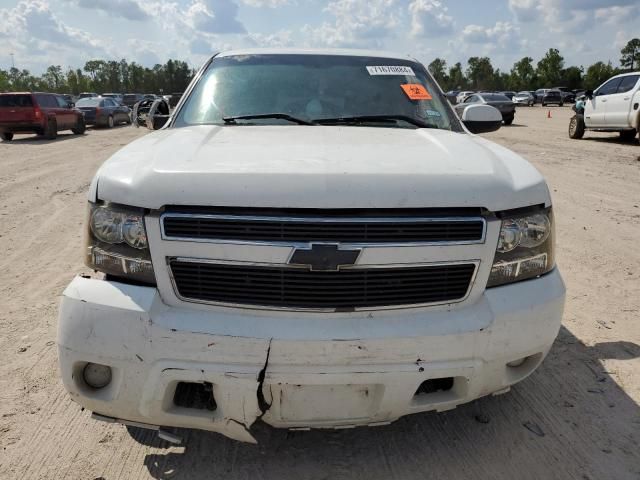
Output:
[454, 92, 516, 125]
[0, 92, 130, 141]
[447, 88, 583, 107]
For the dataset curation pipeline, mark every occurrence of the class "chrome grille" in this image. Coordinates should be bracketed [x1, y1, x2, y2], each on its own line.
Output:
[161, 213, 485, 244]
[169, 259, 477, 310]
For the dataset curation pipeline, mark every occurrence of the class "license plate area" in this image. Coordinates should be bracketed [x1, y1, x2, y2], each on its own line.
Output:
[276, 384, 383, 423]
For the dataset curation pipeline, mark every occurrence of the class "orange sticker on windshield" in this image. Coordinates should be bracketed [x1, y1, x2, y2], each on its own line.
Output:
[401, 84, 432, 100]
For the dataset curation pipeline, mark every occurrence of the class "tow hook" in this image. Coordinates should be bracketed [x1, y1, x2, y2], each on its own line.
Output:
[91, 412, 183, 445]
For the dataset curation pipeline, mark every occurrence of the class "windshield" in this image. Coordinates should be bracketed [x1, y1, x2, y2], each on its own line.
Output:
[76, 98, 101, 107]
[175, 54, 460, 131]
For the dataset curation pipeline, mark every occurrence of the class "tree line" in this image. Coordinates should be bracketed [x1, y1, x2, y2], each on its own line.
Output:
[0, 38, 638, 95]
[430, 38, 639, 92]
[0, 59, 196, 95]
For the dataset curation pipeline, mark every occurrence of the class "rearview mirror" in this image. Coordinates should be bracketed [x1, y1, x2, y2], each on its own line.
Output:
[460, 104, 503, 134]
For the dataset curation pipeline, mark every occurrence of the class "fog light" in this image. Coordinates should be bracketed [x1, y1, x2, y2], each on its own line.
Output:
[83, 363, 112, 389]
[507, 358, 526, 368]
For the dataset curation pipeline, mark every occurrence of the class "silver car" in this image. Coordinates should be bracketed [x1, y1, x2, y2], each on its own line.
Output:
[513, 91, 534, 106]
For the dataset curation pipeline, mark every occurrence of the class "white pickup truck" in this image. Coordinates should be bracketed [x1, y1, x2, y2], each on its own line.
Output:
[58, 49, 565, 444]
[570, 71, 640, 141]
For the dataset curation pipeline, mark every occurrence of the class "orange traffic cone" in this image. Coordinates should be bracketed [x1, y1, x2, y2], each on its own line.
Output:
[547, 110, 552, 118]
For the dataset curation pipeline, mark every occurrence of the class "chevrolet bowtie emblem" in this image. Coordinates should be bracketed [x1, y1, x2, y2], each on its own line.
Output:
[288, 244, 361, 271]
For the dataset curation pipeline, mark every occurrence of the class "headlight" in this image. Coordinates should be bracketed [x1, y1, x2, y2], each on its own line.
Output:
[487, 207, 555, 287]
[85, 203, 155, 284]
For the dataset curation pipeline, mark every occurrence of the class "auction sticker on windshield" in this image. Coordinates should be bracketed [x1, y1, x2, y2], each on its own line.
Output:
[366, 66, 415, 76]
[401, 84, 432, 100]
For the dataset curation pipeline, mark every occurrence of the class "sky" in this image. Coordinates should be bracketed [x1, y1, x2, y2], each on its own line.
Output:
[0, 0, 638, 74]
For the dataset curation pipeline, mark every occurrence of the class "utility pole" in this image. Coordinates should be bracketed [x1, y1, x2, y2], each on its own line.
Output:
[10, 53, 15, 69]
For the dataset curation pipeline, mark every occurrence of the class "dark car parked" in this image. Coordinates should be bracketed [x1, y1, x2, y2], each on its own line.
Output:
[541, 89, 563, 106]
[533, 88, 549, 103]
[102, 93, 124, 105]
[0, 92, 86, 141]
[122, 93, 145, 108]
[75, 97, 131, 128]
[454, 93, 516, 125]
[555, 87, 575, 103]
[500, 91, 516, 100]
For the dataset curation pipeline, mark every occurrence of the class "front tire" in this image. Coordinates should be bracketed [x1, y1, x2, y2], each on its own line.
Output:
[1, 132, 13, 141]
[107, 115, 114, 128]
[72, 116, 86, 135]
[569, 115, 585, 139]
[44, 118, 57, 140]
[619, 130, 637, 141]
[541, 102, 546, 107]
[559, 102, 564, 107]
[504, 116, 514, 125]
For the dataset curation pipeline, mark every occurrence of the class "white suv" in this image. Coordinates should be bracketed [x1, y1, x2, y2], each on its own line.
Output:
[57, 49, 565, 444]
[570, 71, 640, 141]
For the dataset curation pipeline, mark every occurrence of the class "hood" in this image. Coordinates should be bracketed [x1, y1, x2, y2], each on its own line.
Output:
[91, 125, 550, 212]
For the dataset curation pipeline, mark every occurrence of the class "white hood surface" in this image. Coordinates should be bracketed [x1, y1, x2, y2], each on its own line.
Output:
[93, 125, 550, 212]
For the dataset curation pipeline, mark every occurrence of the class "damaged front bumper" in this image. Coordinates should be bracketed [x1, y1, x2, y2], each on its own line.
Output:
[57, 272, 565, 443]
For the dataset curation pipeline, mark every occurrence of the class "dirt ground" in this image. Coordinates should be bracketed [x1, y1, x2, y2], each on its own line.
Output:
[0, 107, 639, 480]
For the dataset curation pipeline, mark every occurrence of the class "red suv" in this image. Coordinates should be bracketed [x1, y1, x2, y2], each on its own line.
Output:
[0, 92, 86, 141]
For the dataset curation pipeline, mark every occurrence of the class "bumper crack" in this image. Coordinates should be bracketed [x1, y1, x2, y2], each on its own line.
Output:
[256, 338, 273, 418]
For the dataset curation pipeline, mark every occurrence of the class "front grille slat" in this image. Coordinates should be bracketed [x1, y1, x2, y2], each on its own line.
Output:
[162, 216, 484, 244]
[170, 261, 475, 310]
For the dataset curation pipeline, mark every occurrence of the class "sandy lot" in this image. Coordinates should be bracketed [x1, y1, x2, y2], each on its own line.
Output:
[0, 108, 639, 480]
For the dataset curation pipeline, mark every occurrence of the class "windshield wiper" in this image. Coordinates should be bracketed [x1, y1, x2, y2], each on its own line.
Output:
[222, 113, 316, 126]
[313, 115, 438, 129]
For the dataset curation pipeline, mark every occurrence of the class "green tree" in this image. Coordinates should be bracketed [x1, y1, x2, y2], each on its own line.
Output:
[448, 62, 466, 90]
[42, 65, 65, 91]
[561, 66, 583, 90]
[466, 57, 495, 90]
[427, 58, 448, 88]
[537, 48, 564, 87]
[620, 38, 640, 71]
[584, 61, 617, 90]
[0, 69, 10, 91]
[510, 56, 536, 91]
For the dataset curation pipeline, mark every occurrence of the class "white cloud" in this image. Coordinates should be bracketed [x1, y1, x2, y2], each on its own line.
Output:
[73, 0, 150, 21]
[408, 0, 454, 37]
[508, 0, 542, 22]
[187, 0, 246, 34]
[462, 21, 521, 52]
[302, 0, 399, 49]
[509, 0, 638, 32]
[0, 0, 105, 59]
[241, 0, 293, 6]
[246, 30, 294, 47]
[594, 5, 640, 25]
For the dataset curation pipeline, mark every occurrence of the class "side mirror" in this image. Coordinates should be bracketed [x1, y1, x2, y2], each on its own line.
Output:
[460, 104, 503, 134]
[131, 99, 171, 129]
[151, 115, 170, 130]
